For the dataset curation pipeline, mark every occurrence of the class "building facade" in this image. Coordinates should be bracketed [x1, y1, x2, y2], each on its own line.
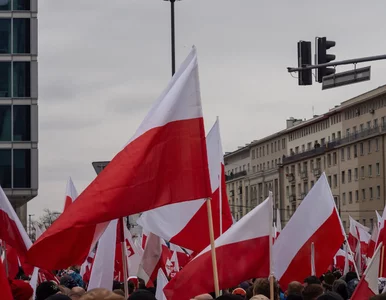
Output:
[0, 0, 38, 227]
[225, 84, 386, 232]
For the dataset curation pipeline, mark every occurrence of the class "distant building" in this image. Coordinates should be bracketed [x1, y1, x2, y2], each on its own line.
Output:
[0, 0, 39, 227]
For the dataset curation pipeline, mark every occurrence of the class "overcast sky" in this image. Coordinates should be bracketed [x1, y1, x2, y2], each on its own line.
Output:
[29, 0, 386, 218]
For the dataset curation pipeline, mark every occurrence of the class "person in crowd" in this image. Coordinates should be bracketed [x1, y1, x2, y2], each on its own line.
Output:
[36, 281, 61, 300]
[79, 288, 124, 300]
[245, 286, 254, 300]
[232, 287, 246, 298]
[193, 294, 213, 300]
[113, 289, 125, 297]
[250, 295, 269, 300]
[285, 281, 304, 297]
[60, 275, 78, 290]
[216, 295, 246, 299]
[128, 280, 136, 295]
[46, 295, 72, 300]
[322, 273, 336, 292]
[332, 271, 342, 280]
[302, 283, 323, 300]
[286, 295, 303, 300]
[304, 276, 321, 288]
[128, 289, 156, 300]
[9, 279, 34, 300]
[253, 278, 280, 300]
[316, 291, 343, 300]
[67, 266, 85, 288]
[331, 279, 348, 300]
[370, 293, 386, 300]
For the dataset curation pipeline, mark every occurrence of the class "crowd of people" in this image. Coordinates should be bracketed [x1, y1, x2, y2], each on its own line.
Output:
[5, 264, 386, 300]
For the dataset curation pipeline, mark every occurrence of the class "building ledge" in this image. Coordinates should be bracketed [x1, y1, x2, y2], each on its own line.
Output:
[4, 188, 38, 207]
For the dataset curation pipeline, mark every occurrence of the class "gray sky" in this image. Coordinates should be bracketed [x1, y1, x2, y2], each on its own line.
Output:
[29, 0, 386, 218]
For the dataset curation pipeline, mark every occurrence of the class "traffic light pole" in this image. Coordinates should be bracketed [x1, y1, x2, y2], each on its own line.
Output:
[288, 53, 386, 73]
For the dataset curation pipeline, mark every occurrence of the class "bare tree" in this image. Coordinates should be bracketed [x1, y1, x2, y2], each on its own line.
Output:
[37, 208, 61, 230]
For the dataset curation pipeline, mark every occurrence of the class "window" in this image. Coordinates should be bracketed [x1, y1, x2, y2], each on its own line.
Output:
[327, 154, 331, 166]
[374, 119, 378, 128]
[311, 180, 314, 188]
[0, 105, 11, 141]
[333, 174, 337, 188]
[0, 149, 11, 188]
[347, 146, 351, 159]
[370, 218, 374, 230]
[0, 62, 11, 97]
[0, 0, 11, 11]
[252, 149, 255, 159]
[368, 140, 372, 153]
[13, 18, 30, 54]
[363, 219, 366, 227]
[360, 143, 364, 155]
[13, 105, 30, 141]
[361, 166, 365, 178]
[328, 176, 332, 187]
[333, 152, 337, 165]
[13, 149, 31, 188]
[341, 171, 345, 184]
[355, 190, 358, 202]
[342, 192, 346, 205]
[282, 138, 286, 149]
[267, 162, 270, 169]
[368, 165, 373, 177]
[341, 148, 345, 161]
[354, 145, 358, 157]
[367, 121, 371, 129]
[354, 168, 358, 180]
[360, 124, 364, 132]
[348, 169, 352, 182]
[13, 62, 31, 97]
[362, 189, 366, 201]
[376, 138, 379, 151]
[377, 185, 381, 199]
[376, 163, 380, 176]
[349, 191, 353, 204]
[13, 0, 31, 10]
[343, 221, 347, 231]
[370, 187, 373, 200]
[0, 19, 11, 54]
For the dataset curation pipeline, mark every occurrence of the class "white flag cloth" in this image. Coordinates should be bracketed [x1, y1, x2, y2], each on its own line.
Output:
[155, 269, 168, 300]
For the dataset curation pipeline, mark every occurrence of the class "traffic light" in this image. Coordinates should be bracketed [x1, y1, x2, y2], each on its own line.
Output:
[315, 37, 336, 83]
[297, 41, 312, 85]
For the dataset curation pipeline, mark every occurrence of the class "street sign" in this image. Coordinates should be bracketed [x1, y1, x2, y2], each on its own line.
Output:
[92, 161, 110, 175]
[322, 66, 371, 90]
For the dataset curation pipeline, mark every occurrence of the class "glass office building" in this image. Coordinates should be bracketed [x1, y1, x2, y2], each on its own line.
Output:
[0, 0, 38, 227]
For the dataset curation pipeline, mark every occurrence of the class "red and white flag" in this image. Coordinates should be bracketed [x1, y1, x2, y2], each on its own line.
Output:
[350, 242, 383, 300]
[0, 186, 32, 256]
[164, 195, 272, 300]
[276, 208, 281, 238]
[348, 216, 370, 255]
[27, 47, 212, 270]
[137, 119, 232, 253]
[0, 258, 12, 300]
[273, 173, 345, 290]
[334, 248, 354, 271]
[367, 222, 379, 259]
[63, 177, 78, 211]
[169, 243, 191, 268]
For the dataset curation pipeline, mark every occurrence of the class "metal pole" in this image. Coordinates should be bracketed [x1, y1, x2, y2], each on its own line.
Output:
[170, 0, 176, 76]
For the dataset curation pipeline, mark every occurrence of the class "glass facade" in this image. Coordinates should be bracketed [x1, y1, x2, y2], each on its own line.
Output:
[0, 149, 11, 188]
[13, 105, 30, 141]
[13, 0, 30, 11]
[13, 149, 30, 188]
[13, 18, 30, 54]
[13, 62, 30, 97]
[0, 62, 11, 97]
[0, 0, 11, 11]
[0, 105, 11, 140]
[0, 19, 11, 53]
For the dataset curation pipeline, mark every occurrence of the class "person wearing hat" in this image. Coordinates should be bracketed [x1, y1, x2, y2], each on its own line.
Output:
[36, 281, 61, 300]
[9, 279, 34, 300]
[232, 287, 246, 298]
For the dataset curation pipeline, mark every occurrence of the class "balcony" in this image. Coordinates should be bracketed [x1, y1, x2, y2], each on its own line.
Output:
[289, 194, 296, 202]
[286, 172, 295, 183]
[225, 170, 247, 181]
[300, 171, 308, 180]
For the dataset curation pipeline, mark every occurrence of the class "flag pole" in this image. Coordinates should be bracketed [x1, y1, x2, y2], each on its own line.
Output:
[121, 218, 129, 299]
[380, 245, 385, 277]
[217, 116, 223, 236]
[206, 198, 220, 297]
[345, 239, 360, 279]
[268, 192, 274, 300]
[311, 242, 316, 276]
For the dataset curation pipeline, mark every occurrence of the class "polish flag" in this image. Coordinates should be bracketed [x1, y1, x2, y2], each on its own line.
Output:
[80, 248, 96, 284]
[334, 248, 354, 271]
[155, 269, 168, 300]
[350, 242, 383, 300]
[0, 186, 32, 256]
[34, 223, 45, 240]
[376, 211, 382, 229]
[0, 259, 12, 300]
[348, 216, 370, 253]
[169, 243, 191, 268]
[27, 47, 212, 270]
[63, 177, 78, 211]
[164, 195, 272, 300]
[376, 206, 386, 276]
[137, 233, 173, 286]
[273, 173, 345, 290]
[137, 119, 232, 252]
[276, 208, 282, 238]
[367, 222, 379, 259]
[141, 229, 149, 250]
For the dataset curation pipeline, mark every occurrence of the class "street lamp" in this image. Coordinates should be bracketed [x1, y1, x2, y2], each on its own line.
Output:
[164, 0, 181, 76]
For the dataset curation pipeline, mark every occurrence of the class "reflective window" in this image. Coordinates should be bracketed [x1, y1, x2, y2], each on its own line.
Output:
[13, 105, 30, 141]
[0, 0, 11, 11]
[0, 62, 11, 97]
[13, 18, 30, 54]
[0, 105, 11, 141]
[13, 0, 30, 10]
[0, 149, 11, 188]
[13, 62, 30, 97]
[13, 149, 30, 188]
[0, 19, 11, 53]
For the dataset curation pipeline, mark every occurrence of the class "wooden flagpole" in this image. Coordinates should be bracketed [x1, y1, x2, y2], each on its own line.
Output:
[206, 199, 220, 297]
[311, 242, 316, 276]
[380, 245, 385, 277]
[268, 192, 274, 300]
[345, 239, 361, 279]
[121, 218, 129, 299]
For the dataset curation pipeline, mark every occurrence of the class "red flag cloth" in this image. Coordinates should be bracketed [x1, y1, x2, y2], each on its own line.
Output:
[350, 243, 382, 300]
[27, 47, 211, 270]
[164, 196, 272, 300]
[367, 223, 378, 259]
[63, 177, 78, 211]
[0, 187, 32, 256]
[0, 259, 13, 300]
[334, 248, 354, 271]
[273, 173, 345, 290]
[137, 119, 233, 252]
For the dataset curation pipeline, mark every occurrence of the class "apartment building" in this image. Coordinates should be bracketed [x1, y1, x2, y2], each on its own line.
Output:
[225, 84, 386, 231]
